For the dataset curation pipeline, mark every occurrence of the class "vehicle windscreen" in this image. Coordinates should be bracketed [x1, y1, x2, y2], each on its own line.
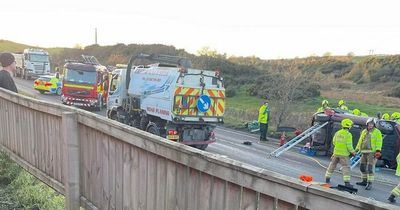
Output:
[37, 77, 51, 82]
[29, 54, 50, 62]
[182, 74, 219, 87]
[64, 68, 96, 85]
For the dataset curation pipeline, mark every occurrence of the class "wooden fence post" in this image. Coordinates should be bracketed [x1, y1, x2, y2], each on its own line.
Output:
[62, 112, 80, 210]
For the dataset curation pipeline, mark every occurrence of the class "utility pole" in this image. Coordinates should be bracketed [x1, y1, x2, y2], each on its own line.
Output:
[95, 28, 98, 45]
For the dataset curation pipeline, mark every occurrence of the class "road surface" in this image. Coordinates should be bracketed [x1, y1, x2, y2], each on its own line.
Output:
[13, 77, 400, 207]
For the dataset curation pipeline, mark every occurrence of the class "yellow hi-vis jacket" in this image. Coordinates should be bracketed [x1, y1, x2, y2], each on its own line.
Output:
[338, 105, 348, 110]
[258, 104, 269, 124]
[356, 128, 382, 153]
[396, 153, 400, 176]
[332, 129, 355, 156]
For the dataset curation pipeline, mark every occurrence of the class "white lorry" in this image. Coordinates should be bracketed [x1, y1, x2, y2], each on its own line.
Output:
[106, 53, 225, 150]
[13, 48, 51, 79]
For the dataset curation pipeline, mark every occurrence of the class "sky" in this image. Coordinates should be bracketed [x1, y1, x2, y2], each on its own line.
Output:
[1, 0, 400, 59]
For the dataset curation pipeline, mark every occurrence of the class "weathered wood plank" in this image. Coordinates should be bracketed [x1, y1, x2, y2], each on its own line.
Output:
[198, 172, 212, 210]
[138, 148, 148, 210]
[115, 141, 123, 210]
[101, 134, 110, 210]
[130, 146, 140, 209]
[94, 130, 102, 206]
[146, 152, 157, 210]
[55, 117, 61, 183]
[175, 163, 188, 210]
[87, 125, 94, 203]
[122, 143, 132, 210]
[108, 137, 117, 210]
[210, 177, 226, 210]
[240, 188, 257, 210]
[155, 156, 167, 210]
[187, 168, 199, 210]
[79, 125, 87, 199]
[165, 160, 177, 210]
[258, 193, 275, 210]
[33, 111, 39, 173]
[277, 199, 297, 210]
[62, 112, 80, 210]
[225, 182, 241, 210]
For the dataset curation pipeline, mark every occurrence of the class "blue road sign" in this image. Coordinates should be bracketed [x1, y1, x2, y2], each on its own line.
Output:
[197, 95, 211, 112]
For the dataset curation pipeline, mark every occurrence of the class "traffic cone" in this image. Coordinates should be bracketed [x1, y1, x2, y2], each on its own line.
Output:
[280, 132, 286, 146]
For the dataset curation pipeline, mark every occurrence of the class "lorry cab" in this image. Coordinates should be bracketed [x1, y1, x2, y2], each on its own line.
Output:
[22, 49, 51, 79]
[107, 68, 128, 119]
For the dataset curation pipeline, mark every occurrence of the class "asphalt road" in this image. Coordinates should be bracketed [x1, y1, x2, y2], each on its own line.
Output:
[13, 77, 400, 207]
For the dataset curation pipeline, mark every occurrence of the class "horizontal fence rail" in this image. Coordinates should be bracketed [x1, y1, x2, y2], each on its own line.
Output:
[0, 88, 395, 210]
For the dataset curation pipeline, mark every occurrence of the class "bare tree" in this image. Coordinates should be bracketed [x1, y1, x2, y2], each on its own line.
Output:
[272, 60, 308, 128]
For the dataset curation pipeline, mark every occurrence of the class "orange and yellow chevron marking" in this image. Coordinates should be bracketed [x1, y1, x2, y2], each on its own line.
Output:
[207, 89, 216, 97]
[175, 87, 201, 96]
[174, 87, 182, 95]
[188, 97, 196, 107]
[218, 100, 225, 115]
[218, 90, 225, 98]
[174, 87, 225, 117]
[175, 95, 182, 107]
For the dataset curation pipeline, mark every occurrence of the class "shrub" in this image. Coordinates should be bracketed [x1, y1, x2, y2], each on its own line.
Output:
[388, 85, 400, 98]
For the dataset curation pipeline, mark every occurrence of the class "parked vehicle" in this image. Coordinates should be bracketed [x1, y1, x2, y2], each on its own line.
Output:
[33, 75, 62, 95]
[61, 55, 109, 110]
[107, 53, 225, 150]
[13, 49, 51, 79]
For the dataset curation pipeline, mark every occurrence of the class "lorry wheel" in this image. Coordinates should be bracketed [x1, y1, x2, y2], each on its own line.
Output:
[39, 90, 45, 94]
[147, 125, 160, 136]
[110, 112, 118, 120]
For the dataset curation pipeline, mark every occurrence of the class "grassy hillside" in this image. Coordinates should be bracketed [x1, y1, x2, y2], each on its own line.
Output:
[0, 40, 32, 53]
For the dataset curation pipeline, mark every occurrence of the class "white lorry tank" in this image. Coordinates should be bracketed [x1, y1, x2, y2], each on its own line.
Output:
[107, 54, 225, 150]
[128, 64, 224, 122]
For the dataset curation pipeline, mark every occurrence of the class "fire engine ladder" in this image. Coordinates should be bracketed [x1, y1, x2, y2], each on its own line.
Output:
[269, 122, 329, 157]
[82, 55, 100, 65]
[135, 53, 192, 69]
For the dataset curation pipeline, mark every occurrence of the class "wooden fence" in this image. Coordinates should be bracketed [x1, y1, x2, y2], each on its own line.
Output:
[0, 88, 394, 210]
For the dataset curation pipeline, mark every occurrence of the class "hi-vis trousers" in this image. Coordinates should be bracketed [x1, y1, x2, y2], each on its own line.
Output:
[325, 155, 350, 182]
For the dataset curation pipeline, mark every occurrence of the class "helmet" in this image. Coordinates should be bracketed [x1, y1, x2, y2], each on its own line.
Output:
[392, 112, 400, 120]
[366, 118, 376, 126]
[352, 109, 361, 116]
[338, 100, 345, 106]
[322, 100, 329, 106]
[382, 113, 390, 121]
[341, 118, 353, 128]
